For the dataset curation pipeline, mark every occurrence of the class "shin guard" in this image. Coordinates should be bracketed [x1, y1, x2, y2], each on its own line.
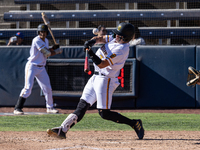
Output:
[61, 113, 78, 133]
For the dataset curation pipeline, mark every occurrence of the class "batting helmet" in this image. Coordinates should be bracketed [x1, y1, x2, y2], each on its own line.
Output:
[112, 22, 135, 42]
[37, 24, 49, 35]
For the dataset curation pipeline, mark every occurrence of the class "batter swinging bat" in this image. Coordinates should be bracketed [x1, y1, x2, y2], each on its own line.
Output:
[41, 12, 58, 45]
[84, 48, 90, 73]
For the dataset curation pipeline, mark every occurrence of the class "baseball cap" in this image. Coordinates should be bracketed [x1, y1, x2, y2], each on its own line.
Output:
[15, 32, 24, 39]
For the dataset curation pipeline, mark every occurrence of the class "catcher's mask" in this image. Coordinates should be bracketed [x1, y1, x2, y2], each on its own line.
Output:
[37, 24, 49, 35]
[112, 22, 135, 42]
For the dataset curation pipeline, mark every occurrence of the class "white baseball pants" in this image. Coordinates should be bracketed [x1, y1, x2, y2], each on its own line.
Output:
[20, 62, 53, 108]
[80, 75, 120, 109]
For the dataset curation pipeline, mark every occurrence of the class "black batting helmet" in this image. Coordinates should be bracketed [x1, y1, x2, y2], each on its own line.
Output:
[37, 24, 49, 35]
[112, 22, 135, 42]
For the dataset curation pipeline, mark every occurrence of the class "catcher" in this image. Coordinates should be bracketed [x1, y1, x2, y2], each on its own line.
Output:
[186, 66, 200, 87]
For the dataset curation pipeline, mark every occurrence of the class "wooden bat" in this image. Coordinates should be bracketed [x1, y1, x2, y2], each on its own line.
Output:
[41, 12, 58, 45]
[84, 49, 90, 73]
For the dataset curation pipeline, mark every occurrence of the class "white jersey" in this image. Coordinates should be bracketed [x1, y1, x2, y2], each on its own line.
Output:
[105, 34, 114, 43]
[27, 35, 49, 66]
[94, 35, 130, 78]
[81, 35, 130, 109]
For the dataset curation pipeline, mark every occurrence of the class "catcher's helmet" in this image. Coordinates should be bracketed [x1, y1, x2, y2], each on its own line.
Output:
[112, 22, 135, 42]
[37, 24, 49, 35]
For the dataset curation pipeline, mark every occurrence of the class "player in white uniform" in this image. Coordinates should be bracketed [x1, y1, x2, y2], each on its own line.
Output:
[13, 24, 63, 115]
[47, 22, 144, 139]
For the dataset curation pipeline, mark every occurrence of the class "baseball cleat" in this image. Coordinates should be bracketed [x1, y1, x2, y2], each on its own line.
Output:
[47, 108, 59, 114]
[47, 127, 66, 139]
[133, 119, 144, 139]
[13, 109, 24, 115]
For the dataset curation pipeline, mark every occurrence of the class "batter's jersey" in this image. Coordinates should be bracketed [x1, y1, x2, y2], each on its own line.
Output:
[27, 36, 49, 66]
[94, 35, 130, 78]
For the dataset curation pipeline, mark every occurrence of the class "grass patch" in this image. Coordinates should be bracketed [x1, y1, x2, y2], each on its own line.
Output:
[0, 112, 200, 131]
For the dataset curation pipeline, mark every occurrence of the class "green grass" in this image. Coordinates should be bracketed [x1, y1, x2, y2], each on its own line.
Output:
[0, 112, 200, 131]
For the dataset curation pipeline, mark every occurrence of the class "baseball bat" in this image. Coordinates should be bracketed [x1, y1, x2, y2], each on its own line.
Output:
[84, 49, 90, 73]
[41, 12, 58, 45]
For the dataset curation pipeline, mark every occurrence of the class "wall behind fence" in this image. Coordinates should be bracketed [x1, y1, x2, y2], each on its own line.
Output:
[0, 46, 46, 107]
[0, 46, 198, 108]
[136, 45, 196, 108]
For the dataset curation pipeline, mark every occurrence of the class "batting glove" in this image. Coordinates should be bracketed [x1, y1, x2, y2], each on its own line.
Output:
[84, 39, 96, 52]
[52, 44, 60, 50]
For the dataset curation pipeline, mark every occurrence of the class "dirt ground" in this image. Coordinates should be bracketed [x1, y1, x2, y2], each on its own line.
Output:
[0, 107, 200, 150]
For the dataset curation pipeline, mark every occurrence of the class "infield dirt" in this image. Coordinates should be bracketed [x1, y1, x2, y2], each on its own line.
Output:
[0, 107, 200, 150]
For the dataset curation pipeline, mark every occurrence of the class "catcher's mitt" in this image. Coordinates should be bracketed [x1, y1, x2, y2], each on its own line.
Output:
[186, 66, 200, 87]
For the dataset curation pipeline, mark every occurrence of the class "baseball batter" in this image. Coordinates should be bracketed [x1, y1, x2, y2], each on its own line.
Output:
[47, 22, 144, 139]
[13, 24, 62, 115]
